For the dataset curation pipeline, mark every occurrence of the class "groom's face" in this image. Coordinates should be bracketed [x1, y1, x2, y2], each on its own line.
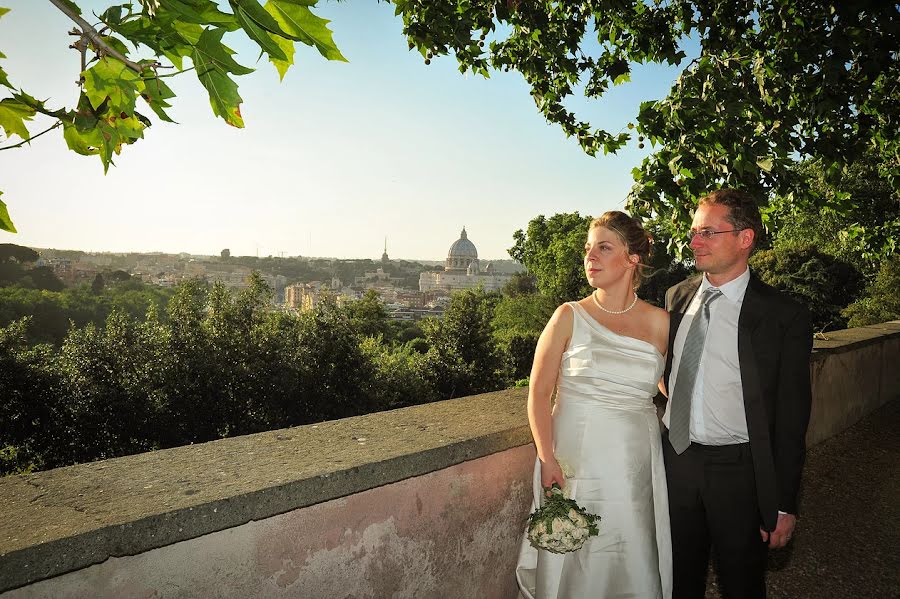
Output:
[689, 203, 752, 276]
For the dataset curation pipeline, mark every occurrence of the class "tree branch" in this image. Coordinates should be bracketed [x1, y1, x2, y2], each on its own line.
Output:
[155, 65, 194, 78]
[0, 121, 63, 151]
[47, 0, 155, 73]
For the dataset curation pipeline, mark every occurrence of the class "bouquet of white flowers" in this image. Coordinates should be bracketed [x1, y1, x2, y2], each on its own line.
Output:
[526, 483, 601, 554]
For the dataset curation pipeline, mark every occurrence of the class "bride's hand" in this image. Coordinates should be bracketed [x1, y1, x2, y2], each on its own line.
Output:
[540, 457, 566, 494]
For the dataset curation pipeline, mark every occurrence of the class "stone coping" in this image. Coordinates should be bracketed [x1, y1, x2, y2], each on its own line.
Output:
[810, 320, 900, 357]
[1, 321, 897, 593]
[0, 389, 531, 592]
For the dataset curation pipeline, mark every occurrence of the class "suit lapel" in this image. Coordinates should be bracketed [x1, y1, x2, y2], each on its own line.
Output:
[738, 275, 766, 337]
[738, 275, 767, 423]
[669, 277, 701, 327]
[665, 276, 702, 382]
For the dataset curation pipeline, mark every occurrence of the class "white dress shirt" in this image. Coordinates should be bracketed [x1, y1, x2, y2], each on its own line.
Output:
[665, 267, 751, 445]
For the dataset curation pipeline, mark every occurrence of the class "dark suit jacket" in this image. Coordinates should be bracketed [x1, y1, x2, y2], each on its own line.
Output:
[665, 273, 813, 531]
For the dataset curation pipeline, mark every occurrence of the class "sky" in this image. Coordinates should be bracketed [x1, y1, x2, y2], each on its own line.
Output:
[0, 1, 688, 261]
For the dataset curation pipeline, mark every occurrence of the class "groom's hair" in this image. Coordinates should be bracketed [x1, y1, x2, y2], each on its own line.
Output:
[698, 189, 765, 250]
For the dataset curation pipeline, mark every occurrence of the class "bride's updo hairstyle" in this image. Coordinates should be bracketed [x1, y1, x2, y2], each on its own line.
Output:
[590, 211, 652, 290]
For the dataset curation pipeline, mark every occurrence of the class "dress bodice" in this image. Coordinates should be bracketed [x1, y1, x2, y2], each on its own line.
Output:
[558, 302, 665, 409]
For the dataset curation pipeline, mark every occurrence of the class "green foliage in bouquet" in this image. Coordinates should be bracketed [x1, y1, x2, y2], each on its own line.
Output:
[526, 483, 601, 554]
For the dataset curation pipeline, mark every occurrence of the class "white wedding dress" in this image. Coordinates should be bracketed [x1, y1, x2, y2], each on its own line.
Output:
[516, 302, 672, 599]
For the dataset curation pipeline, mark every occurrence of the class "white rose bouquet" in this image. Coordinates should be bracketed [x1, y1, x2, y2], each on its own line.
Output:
[525, 483, 601, 554]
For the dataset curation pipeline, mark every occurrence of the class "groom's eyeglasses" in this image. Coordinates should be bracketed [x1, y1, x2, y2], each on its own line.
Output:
[687, 228, 746, 241]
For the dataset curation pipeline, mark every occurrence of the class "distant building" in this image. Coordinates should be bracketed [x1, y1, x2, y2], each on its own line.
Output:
[42, 257, 74, 284]
[419, 228, 512, 293]
[81, 254, 112, 267]
[355, 267, 403, 291]
[284, 280, 355, 311]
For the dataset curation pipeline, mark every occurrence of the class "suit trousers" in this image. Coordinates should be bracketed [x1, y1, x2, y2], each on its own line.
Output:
[663, 431, 768, 599]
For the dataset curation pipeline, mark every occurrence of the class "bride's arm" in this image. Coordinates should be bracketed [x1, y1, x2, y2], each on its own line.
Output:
[527, 304, 573, 491]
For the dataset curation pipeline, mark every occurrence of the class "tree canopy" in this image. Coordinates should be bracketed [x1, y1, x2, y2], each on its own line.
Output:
[1, 1, 898, 244]
[509, 212, 594, 305]
[0, 243, 38, 263]
[399, 1, 899, 246]
[768, 151, 899, 272]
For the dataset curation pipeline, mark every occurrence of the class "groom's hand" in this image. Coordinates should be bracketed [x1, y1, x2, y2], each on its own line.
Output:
[760, 512, 797, 548]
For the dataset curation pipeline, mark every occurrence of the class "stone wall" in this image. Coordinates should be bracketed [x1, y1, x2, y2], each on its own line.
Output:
[1, 322, 898, 598]
[806, 322, 900, 446]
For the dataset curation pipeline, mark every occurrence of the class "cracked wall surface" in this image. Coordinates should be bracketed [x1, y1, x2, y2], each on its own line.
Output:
[3, 446, 535, 599]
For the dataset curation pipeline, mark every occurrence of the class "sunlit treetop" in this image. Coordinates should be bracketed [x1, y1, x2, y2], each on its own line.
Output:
[395, 0, 899, 252]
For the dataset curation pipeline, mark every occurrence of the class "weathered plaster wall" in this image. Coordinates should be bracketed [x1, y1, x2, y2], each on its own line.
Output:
[807, 322, 900, 446]
[4, 446, 534, 599]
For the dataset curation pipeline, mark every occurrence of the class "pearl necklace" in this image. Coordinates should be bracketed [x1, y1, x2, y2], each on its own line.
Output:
[592, 290, 638, 314]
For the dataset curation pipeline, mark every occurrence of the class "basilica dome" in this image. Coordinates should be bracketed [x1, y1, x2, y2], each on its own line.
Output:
[446, 227, 478, 271]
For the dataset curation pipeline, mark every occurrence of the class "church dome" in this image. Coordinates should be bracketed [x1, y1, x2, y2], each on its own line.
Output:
[446, 227, 479, 272]
[448, 228, 478, 259]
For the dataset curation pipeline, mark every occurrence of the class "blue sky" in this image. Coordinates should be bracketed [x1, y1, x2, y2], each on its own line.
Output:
[0, 1, 687, 260]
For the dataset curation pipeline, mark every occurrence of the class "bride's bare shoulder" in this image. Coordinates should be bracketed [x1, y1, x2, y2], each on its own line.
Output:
[637, 301, 669, 350]
[545, 302, 575, 329]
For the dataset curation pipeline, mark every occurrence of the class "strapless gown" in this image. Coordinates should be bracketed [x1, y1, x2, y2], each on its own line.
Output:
[516, 302, 672, 599]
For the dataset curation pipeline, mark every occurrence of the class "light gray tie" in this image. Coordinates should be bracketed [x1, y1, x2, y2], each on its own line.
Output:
[669, 288, 722, 454]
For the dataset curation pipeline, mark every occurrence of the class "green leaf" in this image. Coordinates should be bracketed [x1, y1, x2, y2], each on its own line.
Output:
[264, 0, 347, 62]
[100, 35, 131, 58]
[99, 4, 127, 25]
[191, 33, 246, 128]
[195, 66, 244, 127]
[613, 71, 631, 86]
[73, 92, 100, 132]
[140, 76, 177, 122]
[607, 59, 629, 85]
[0, 98, 34, 140]
[192, 28, 254, 77]
[63, 121, 102, 155]
[99, 115, 143, 171]
[269, 35, 295, 80]
[0, 63, 11, 89]
[172, 20, 203, 45]
[56, 1, 81, 16]
[230, 0, 290, 38]
[0, 8, 10, 18]
[757, 157, 774, 173]
[233, 4, 289, 62]
[111, 113, 146, 145]
[0, 191, 16, 234]
[164, 0, 237, 30]
[82, 57, 141, 114]
[192, 28, 251, 126]
[95, 121, 118, 171]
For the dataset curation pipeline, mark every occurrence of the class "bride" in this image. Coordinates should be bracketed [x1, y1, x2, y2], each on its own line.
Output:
[515, 211, 672, 599]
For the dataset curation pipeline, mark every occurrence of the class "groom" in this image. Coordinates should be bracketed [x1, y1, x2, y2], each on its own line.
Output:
[662, 189, 813, 599]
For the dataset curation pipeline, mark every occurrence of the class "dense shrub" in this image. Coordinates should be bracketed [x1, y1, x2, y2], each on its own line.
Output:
[750, 245, 865, 332]
[842, 255, 900, 328]
[0, 278, 536, 473]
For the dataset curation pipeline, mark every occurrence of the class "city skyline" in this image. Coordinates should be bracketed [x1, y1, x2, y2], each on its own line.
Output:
[1, 1, 688, 260]
[24, 232, 529, 263]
